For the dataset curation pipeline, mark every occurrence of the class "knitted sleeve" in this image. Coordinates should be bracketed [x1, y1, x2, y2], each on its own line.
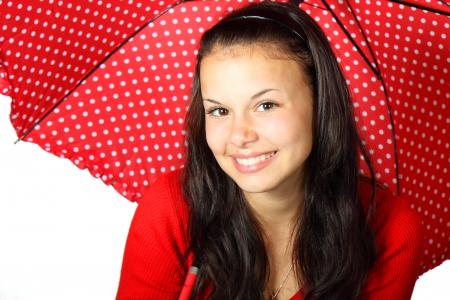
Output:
[116, 170, 190, 300]
[360, 187, 425, 300]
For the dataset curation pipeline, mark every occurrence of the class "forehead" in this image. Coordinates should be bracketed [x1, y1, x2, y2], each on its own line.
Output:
[199, 45, 309, 94]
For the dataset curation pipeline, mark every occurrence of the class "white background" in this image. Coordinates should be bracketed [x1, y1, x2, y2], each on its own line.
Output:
[0, 94, 448, 299]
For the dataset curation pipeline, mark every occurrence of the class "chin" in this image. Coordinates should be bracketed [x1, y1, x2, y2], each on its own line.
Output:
[232, 176, 277, 194]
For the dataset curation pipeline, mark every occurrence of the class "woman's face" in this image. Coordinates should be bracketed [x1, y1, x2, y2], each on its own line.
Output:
[200, 46, 314, 197]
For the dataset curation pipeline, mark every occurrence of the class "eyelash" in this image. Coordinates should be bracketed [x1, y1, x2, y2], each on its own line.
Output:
[205, 101, 278, 117]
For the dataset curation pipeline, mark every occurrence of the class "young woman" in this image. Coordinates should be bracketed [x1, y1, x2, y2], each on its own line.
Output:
[116, 2, 424, 299]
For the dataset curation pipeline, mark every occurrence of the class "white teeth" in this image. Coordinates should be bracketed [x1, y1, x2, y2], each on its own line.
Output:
[235, 152, 276, 166]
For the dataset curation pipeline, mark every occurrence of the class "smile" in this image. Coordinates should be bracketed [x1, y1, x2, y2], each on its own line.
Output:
[235, 151, 277, 166]
[232, 151, 277, 173]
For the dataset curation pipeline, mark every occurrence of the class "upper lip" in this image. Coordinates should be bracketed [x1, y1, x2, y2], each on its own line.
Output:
[230, 151, 277, 159]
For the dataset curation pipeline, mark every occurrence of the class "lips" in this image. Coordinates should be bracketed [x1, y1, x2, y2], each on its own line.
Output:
[234, 151, 277, 166]
[231, 151, 278, 173]
[230, 151, 277, 159]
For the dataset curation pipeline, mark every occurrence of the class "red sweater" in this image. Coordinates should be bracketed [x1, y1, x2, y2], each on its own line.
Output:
[116, 169, 424, 300]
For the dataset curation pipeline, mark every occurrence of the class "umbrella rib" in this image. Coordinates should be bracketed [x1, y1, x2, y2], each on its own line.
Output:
[291, 0, 327, 10]
[344, 0, 381, 79]
[300, 2, 328, 10]
[344, 0, 400, 194]
[388, 0, 450, 16]
[15, 0, 186, 143]
[320, 0, 380, 79]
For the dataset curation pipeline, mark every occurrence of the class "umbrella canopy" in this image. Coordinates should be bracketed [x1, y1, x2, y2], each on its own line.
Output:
[347, 0, 449, 273]
[1, 0, 448, 273]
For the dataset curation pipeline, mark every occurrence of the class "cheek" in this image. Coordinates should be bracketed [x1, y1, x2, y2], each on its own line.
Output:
[261, 112, 313, 146]
[205, 120, 227, 154]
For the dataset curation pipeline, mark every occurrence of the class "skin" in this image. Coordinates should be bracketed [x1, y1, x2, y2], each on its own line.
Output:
[200, 45, 314, 298]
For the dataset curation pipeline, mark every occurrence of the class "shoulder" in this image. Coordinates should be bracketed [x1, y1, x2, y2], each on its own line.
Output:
[140, 168, 185, 203]
[139, 168, 189, 219]
[358, 179, 424, 244]
[136, 168, 191, 252]
[116, 169, 192, 298]
[358, 179, 425, 298]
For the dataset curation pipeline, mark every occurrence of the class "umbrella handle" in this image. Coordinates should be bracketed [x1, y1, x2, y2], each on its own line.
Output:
[178, 266, 199, 300]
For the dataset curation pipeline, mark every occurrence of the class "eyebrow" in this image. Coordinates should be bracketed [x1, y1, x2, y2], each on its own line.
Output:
[202, 88, 279, 105]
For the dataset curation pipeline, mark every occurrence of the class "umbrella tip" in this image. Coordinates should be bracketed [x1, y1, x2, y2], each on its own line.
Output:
[14, 137, 21, 144]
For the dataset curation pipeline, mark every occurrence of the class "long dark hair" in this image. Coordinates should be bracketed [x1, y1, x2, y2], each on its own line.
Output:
[180, 1, 377, 299]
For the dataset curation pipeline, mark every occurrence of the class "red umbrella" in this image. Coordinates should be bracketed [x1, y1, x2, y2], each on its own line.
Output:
[1, 0, 448, 274]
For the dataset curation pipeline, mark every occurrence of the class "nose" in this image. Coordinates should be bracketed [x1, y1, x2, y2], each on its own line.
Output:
[229, 113, 258, 147]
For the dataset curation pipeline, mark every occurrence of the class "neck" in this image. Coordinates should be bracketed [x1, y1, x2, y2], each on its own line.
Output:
[244, 188, 304, 235]
[245, 191, 304, 300]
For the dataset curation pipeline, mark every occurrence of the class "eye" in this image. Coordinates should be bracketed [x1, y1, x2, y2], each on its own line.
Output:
[256, 101, 278, 112]
[206, 107, 229, 117]
[205, 101, 278, 117]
